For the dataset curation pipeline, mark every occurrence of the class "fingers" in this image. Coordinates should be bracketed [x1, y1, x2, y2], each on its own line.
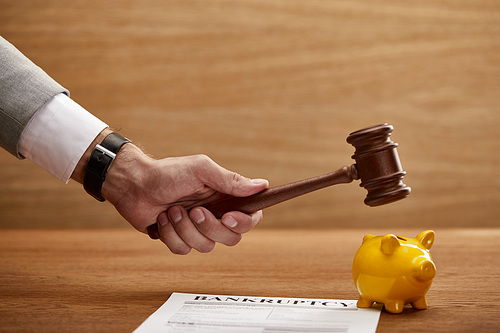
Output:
[221, 210, 263, 234]
[189, 207, 242, 246]
[157, 212, 191, 255]
[190, 207, 262, 243]
[157, 206, 215, 255]
[156, 206, 263, 254]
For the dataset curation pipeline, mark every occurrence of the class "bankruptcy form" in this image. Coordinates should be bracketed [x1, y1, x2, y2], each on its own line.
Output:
[134, 293, 382, 333]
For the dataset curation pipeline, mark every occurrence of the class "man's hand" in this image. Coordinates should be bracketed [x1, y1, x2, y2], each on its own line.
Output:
[99, 144, 268, 254]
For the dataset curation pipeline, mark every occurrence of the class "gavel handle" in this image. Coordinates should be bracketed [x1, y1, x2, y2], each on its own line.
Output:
[147, 164, 358, 239]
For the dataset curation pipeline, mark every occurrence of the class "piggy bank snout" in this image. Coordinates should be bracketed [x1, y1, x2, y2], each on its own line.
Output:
[413, 260, 436, 282]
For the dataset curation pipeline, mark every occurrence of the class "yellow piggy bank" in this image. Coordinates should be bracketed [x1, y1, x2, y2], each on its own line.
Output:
[352, 230, 436, 314]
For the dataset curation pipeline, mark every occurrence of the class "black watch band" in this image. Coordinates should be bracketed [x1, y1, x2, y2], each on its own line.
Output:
[83, 132, 131, 202]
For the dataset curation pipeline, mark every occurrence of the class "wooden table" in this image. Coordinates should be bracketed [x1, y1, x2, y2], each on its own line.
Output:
[1, 228, 498, 332]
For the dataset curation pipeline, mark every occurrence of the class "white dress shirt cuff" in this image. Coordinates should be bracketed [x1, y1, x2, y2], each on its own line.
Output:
[19, 93, 108, 183]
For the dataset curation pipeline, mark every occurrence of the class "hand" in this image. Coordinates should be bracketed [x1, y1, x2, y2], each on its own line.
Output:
[101, 144, 269, 254]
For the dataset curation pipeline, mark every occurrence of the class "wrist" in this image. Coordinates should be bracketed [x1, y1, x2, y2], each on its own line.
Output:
[101, 143, 154, 206]
[71, 128, 113, 184]
[83, 132, 131, 201]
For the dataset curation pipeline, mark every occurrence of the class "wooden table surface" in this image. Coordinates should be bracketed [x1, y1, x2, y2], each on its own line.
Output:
[1, 228, 499, 332]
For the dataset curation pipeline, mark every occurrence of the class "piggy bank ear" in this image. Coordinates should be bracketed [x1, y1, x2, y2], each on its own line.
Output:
[362, 234, 375, 243]
[381, 234, 400, 255]
[416, 230, 435, 250]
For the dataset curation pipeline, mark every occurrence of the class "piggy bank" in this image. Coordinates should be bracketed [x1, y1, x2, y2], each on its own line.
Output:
[352, 230, 436, 314]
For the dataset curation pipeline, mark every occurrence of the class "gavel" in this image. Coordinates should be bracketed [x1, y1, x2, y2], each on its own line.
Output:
[147, 123, 410, 239]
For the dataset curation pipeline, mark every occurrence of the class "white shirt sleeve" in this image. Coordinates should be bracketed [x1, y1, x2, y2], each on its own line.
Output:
[18, 93, 108, 183]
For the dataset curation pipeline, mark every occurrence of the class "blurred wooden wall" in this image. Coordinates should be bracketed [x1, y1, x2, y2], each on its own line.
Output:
[1, 0, 499, 229]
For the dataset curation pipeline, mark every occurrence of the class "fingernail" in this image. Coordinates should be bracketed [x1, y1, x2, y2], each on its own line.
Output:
[222, 216, 238, 228]
[158, 212, 169, 227]
[191, 208, 205, 224]
[251, 179, 269, 186]
[168, 206, 182, 224]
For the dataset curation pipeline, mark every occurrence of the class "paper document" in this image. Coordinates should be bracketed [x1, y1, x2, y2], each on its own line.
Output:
[134, 292, 381, 333]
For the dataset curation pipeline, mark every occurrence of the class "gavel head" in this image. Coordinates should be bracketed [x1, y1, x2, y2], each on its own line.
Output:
[346, 123, 411, 207]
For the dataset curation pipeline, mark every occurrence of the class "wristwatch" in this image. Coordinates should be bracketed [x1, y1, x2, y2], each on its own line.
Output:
[83, 132, 130, 201]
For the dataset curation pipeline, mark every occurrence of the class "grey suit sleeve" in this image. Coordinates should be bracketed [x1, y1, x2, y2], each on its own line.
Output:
[0, 36, 69, 158]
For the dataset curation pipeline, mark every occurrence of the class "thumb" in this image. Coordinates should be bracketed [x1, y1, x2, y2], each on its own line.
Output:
[230, 175, 269, 197]
[212, 171, 269, 197]
[194, 156, 268, 197]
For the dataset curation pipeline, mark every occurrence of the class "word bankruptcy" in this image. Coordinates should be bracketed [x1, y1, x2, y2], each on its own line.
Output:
[192, 295, 355, 308]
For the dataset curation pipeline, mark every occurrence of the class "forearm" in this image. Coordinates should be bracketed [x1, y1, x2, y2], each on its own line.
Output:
[0, 36, 68, 158]
[18, 93, 108, 183]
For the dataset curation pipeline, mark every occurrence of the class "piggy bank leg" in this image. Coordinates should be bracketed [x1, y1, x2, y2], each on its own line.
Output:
[410, 296, 428, 310]
[357, 296, 374, 308]
[384, 300, 405, 314]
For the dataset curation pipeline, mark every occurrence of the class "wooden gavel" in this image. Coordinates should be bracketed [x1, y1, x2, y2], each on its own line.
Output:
[147, 123, 410, 239]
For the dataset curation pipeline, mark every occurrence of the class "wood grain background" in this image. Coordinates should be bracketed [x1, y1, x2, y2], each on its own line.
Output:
[1, 0, 499, 229]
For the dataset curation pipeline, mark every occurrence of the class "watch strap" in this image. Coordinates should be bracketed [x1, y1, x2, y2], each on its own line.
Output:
[84, 133, 130, 201]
